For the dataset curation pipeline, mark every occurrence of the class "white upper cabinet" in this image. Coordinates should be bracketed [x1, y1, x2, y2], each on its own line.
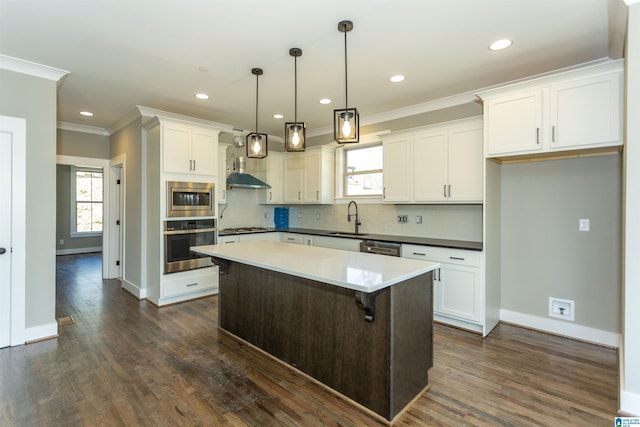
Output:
[481, 61, 622, 159]
[382, 117, 483, 204]
[283, 146, 334, 204]
[217, 143, 229, 204]
[162, 121, 219, 176]
[485, 90, 543, 156]
[382, 135, 413, 203]
[548, 73, 621, 149]
[258, 152, 283, 204]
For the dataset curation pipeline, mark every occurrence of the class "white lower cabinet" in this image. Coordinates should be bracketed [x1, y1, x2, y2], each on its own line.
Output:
[311, 235, 362, 251]
[219, 233, 278, 244]
[161, 266, 218, 302]
[403, 244, 486, 334]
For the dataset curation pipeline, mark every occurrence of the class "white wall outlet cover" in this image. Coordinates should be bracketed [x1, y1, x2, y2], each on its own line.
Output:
[579, 218, 590, 232]
[549, 297, 575, 321]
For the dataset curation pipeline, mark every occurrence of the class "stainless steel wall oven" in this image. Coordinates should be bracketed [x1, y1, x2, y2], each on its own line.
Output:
[166, 181, 215, 218]
[164, 219, 217, 274]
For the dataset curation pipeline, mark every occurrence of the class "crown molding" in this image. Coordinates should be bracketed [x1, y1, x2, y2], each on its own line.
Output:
[0, 54, 69, 82]
[57, 122, 109, 136]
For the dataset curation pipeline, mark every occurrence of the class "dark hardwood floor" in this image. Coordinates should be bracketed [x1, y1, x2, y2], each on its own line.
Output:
[0, 253, 619, 426]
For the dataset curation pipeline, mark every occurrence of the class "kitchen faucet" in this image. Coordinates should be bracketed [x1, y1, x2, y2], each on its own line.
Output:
[347, 200, 361, 234]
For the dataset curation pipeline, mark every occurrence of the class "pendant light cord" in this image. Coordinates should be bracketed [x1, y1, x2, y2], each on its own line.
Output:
[343, 23, 349, 110]
[294, 54, 298, 123]
[254, 73, 259, 133]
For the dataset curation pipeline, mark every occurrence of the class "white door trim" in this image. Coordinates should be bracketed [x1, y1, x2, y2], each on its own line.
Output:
[109, 154, 126, 279]
[56, 155, 111, 279]
[1, 115, 27, 346]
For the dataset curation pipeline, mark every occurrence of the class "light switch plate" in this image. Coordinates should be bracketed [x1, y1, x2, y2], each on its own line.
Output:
[579, 219, 590, 232]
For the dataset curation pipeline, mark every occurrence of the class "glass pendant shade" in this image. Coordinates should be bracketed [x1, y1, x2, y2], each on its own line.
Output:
[285, 47, 305, 152]
[333, 107, 359, 143]
[247, 67, 268, 159]
[284, 122, 305, 152]
[334, 20, 359, 144]
[246, 132, 267, 159]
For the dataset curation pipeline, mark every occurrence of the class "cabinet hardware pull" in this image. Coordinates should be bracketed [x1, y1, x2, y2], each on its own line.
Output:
[316, 190, 319, 200]
[448, 184, 451, 198]
[222, 189, 226, 199]
[383, 187, 386, 198]
[450, 256, 465, 260]
[193, 160, 196, 170]
[269, 191, 272, 201]
[298, 191, 301, 200]
[413, 252, 426, 256]
[443, 185, 447, 197]
[536, 128, 540, 144]
[552, 125, 556, 142]
[186, 283, 198, 287]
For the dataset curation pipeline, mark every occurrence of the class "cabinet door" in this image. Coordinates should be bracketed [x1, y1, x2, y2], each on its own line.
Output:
[304, 151, 321, 203]
[486, 89, 543, 156]
[448, 125, 483, 202]
[382, 136, 412, 202]
[549, 73, 621, 149]
[413, 131, 447, 202]
[283, 156, 303, 203]
[437, 263, 480, 322]
[163, 125, 192, 173]
[191, 130, 217, 175]
[218, 144, 228, 204]
[265, 154, 283, 204]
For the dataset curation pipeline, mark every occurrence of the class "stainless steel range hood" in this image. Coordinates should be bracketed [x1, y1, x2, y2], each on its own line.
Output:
[226, 156, 271, 189]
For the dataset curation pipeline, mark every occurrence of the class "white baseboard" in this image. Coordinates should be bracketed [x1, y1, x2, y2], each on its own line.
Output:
[500, 309, 620, 348]
[56, 247, 102, 256]
[24, 321, 58, 344]
[621, 390, 640, 416]
[121, 278, 146, 299]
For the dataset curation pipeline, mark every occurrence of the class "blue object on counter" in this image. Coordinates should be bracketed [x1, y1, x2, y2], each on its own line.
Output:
[274, 207, 289, 229]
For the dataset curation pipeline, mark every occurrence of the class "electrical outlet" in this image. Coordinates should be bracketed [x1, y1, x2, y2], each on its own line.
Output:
[397, 215, 408, 223]
[264, 212, 269, 219]
[316, 213, 321, 220]
[549, 297, 575, 321]
[579, 219, 590, 232]
[59, 239, 64, 245]
[416, 215, 423, 224]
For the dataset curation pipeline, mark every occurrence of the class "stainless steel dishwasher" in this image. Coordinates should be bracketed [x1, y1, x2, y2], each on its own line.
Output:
[359, 240, 401, 257]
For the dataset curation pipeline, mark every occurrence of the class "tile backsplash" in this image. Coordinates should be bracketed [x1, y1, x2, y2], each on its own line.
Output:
[219, 189, 482, 242]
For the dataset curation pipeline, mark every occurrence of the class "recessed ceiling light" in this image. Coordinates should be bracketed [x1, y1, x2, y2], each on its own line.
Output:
[389, 75, 405, 83]
[194, 93, 209, 100]
[489, 39, 513, 51]
[80, 111, 93, 117]
[273, 113, 284, 119]
[319, 98, 332, 105]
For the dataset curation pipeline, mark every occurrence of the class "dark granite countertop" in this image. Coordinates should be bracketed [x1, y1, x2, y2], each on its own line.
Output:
[219, 227, 483, 251]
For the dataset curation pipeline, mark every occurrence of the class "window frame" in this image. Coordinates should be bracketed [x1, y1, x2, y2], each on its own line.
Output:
[334, 139, 384, 203]
[70, 166, 104, 237]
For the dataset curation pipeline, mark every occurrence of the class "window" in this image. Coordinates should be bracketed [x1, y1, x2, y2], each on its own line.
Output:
[72, 168, 103, 235]
[344, 144, 383, 196]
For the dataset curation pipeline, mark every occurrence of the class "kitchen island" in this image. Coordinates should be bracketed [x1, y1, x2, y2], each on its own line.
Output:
[192, 240, 439, 423]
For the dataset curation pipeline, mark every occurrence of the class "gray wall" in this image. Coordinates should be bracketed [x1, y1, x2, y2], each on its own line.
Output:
[57, 128, 110, 158]
[500, 155, 622, 333]
[110, 118, 143, 291]
[0, 69, 57, 329]
[56, 164, 103, 252]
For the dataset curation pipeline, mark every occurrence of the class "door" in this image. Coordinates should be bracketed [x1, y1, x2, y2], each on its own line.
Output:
[108, 166, 123, 279]
[0, 115, 26, 348]
[448, 125, 483, 202]
[1, 129, 12, 348]
[382, 136, 412, 202]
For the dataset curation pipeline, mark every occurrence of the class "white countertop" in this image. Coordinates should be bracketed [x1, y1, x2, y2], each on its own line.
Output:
[192, 240, 439, 293]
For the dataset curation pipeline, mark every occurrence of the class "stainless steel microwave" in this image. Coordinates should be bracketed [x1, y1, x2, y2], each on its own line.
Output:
[166, 181, 215, 217]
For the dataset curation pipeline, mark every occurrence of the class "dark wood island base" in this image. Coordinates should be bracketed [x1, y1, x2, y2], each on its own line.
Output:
[215, 258, 434, 423]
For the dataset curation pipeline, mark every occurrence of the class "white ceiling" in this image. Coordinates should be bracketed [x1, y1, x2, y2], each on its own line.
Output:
[0, 0, 628, 139]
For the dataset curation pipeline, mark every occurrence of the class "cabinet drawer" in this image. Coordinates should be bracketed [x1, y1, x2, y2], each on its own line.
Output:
[162, 268, 217, 298]
[280, 233, 303, 244]
[402, 244, 480, 266]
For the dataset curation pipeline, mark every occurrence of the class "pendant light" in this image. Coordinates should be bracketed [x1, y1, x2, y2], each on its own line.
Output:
[285, 47, 306, 152]
[246, 67, 268, 159]
[334, 20, 359, 144]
